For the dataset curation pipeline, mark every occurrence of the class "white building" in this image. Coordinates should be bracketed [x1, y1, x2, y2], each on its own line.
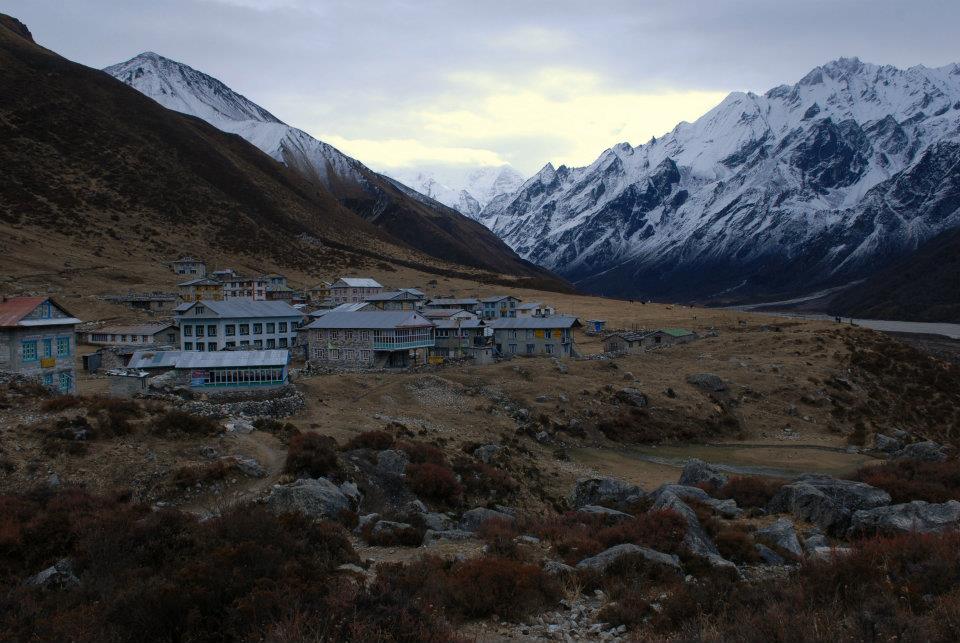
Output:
[174, 300, 303, 352]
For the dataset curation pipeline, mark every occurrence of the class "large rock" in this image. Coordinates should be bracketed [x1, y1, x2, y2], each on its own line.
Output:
[613, 388, 648, 408]
[577, 505, 633, 522]
[755, 518, 803, 557]
[754, 544, 786, 566]
[894, 441, 948, 463]
[266, 478, 351, 520]
[576, 544, 680, 573]
[873, 433, 902, 454]
[421, 512, 454, 531]
[686, 373, 727, 393]
[652, 489, 722, 559]
[459, 507, 515, 532]
[849, 500, 960, 535]
[24, 558, 79, 589]
[473, 444, 501, 464]
[376, 449, 410, 475]
[651, 484, 742, 519]
[678, 459, 728, 492]
[569, 476, 644, 509]
[422, 529, 475, 546]
[371, 520, 415, 538]
[766, 475, 891, 534]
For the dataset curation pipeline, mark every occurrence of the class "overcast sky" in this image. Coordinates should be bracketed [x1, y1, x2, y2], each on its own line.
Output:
[8, 0, 959, 175]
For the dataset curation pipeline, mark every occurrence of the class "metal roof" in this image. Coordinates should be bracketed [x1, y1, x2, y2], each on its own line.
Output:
[516, 302, 544, 310]
[178, 277, 221, 287]
[309, 302, 371, 317]
[425, 298, 480, 306]
[332, 277, 383, 288]
[176, 300, 303, 319]
[89, 323, 175, 335]
[0, 297, 79, 328]
[421, 308, 478, 319]
[480, 295, 520, 303]
[433, 318, 485, 329]
[364, 290, 421, 301]
[489, 316, 581, 330]
[304, 311, 434, 330]
[128, 349, 289, 369]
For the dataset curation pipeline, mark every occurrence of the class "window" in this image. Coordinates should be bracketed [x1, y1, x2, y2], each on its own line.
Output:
[185, 342, 194, 351]
[225, 341, 236, 348]
[291, 320, 299, 330]
[508, 344, 517, 354]
[240, 340, 249, 347]
[254, 340, 263, 348]
[266, 322, 276, 334]
[330, 349, 340, 360]
[58, 371, 71, 393]
[208, 342, 217, 352]
[57, 337, 70, 357]
[313, 348, 325, 359]
[225, 324, 236, 336]
[183, 326, 193, 337]
[545, 344, 554, 354]
[361, 330, 369, 341]
[360, 350, 371, 361]
[21, 340, 38, 362]
[330, 330, 339, 340]
[266, 339, 276, 349]
[526, 329, 534, 339]
[526, 344, 535, 355]
[278, 322, 287, 332]
[237, 324, 248, 335]
[253, 323, 263, 335]
[42, 373, 54, 387]
[344, 349, 355, 360]
[196, 343, 205, 352]
[142, 335, 149, 342]
[195, 325, 205, 338]
[195, 306, 205, 314]
[545, 330, 553, 339]
[279, 338, 288, 348]
[207, 325, 217, 337]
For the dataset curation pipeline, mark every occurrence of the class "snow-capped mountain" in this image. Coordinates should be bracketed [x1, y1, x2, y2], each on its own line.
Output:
[480, 58, 960, 301]
[103, 53, 553, 278]
[385, 165, 525, 218]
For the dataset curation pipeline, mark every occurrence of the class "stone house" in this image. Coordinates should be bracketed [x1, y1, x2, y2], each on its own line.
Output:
[308, 282, 332, 302]
[480, 295, 522, 319]
[221, 275, 268, 300]
[516, 302, 555, 318]
[424, 297, 480, 313]
[104, 292, 178, 313]
[364, 290, 424, 311]
[174, 300, 303, 352]
[603, 328, 697, 354]
[82, 323, 179, 348]
[430, 318, 492, 363]
[178, 277, 224, 302]
[170, 257, 206, 277]
[329, 277, 383, 304]
[127, 349, 290, 390]
[490, 316, 581, 358]
[266, 284, 296, 302]
[0, 296, 82, 393]
[421, 308, 478, 322]
[301, 310, 434, 369]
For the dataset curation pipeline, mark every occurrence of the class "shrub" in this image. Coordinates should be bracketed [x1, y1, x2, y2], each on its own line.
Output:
[853, 459, 960, 504]
[253, 418, 300, 444]
[344, 430, 395, 451]
[716, 475, 784, 509]
[478, 518, 522, 558]
[284, 432, 339, 478]
[406, 463, 462, 505]
[85, 397, 142, 420]
[454, 459, 518, 500]
[444, 556, 561, 620]
[361, 521, 424, 547]
[41, 395, 83, 412]
[171, 460, 233, 488]
[396, 440, 447, 465]
[149, 411, 219, 437]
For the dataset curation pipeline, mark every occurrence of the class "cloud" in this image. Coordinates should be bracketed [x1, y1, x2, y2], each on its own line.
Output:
[319, 136, 508, 169]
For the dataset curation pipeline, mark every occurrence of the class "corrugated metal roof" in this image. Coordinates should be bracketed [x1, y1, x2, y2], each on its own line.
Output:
[177, 277, 221, 286]
[309, 302, 371, 317]
[425, 298, 480, 306]
[128, 349, 289, 369]
[516, 302, 543, 310]
[0, 297, 79, 328]
[90, 323, 175, 335]
[333, 277, 383, 288]
[661, 327, 695, 337]
[480, 295, 521, 303]
[489, 316, 581, 329]
[364, 290, 420, 301]
[421, 308, 478, 318]
[433, 318, 485, 329]
[176, 300, 303, 319]
[304, 311, 434, 330]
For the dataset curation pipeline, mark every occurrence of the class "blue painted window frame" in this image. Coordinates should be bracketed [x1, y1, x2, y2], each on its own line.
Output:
[57, 336, 71, 357]
[22, 340, 38, 362]
[42, 338, 53, 358]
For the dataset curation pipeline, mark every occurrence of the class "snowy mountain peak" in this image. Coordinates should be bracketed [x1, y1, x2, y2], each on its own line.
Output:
[105, 52, 281, 127]
[384, 164, 525, 218]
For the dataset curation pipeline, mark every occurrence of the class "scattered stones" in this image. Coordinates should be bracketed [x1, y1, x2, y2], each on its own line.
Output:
[535, 394, 552, 403]
[894, 441, 948, 463]
[422, 529, 475, 546]
[24, 558, 79, 589]
[473, 444, 501, 464]
[848, 500, 960, 535]
[613, 387, 648, 408]
[569, 476, 644, 509]
[266, 478, 351, 520]
[230, 456, 266, 478]
[576, 544, 681, 573]
[460, 507, 515, 532]
[755, 518, 803, 557]
[678, 459, 729, 492]
[686, 373, 727, 392]
[223, 417, 254, 434]
[376, 449, 409, 475]
[766, 474, 891, 534]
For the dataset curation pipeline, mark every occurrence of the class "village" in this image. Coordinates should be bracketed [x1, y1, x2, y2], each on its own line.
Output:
[0, 256, 699, 403]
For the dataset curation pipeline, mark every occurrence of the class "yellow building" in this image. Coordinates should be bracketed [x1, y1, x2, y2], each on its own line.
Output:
[178, 277, 224, 302]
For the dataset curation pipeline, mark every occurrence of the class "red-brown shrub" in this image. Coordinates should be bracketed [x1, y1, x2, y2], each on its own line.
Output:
[853, 459, 960, 504]
[344, 430, 395, 451]
[284, 432, 339, 478]
[716, 475, 784, 509]
[40, 395, 83, 412]
[396, 440, 447, 465]
[444, 556, 561, 619]
[478, 518, 522, 558]
[595, 510, 688, 554]
[454, 459, 518, 500]
[149, 410, 220, 437]
[405, 463, 462, 504]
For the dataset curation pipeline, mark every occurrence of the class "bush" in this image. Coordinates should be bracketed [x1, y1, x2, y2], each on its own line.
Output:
[445, 556, 560, 620]
[171, 460, 233, 488]
[406, 463, 462, 505]
[853, 459, 960, 504]
[454, 459, 518, 500]
[716, 475, 784, 509]
[361, 521, 424, 547]
[396, 440, 447, 465]
[284, 432, 339, 478]
[253, 418, 300, 444]
[149, 411, 219, 437]
[41, 395, 83, 412]
[344, 430, 395, 451]
[478, 518, 522, 558]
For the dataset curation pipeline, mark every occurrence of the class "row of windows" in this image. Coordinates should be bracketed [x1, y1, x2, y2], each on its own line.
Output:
[498, 329, 570, 340]
[21, 337, 71, 361]
[39, 370, 73, 392]
[199, 367, 285, 386]
[315, 329, 370, 341]
[91, 333, 158, 343]
[312, 348, 372, 361]
[182, 321, 297, 338]
[504, 343, 558, 355]
[435, 329, 481, 338]
[183, 337, 292, 351]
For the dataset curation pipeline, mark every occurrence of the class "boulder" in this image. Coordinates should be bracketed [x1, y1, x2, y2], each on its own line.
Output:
[422, 529, 475, 546]
[376, 449, 410, 475]
[766, 475, 890, 534]
[266, 478, 351, 520]
[613, 388, 648, 408]
[686, 373, 727, 393]
[459, 507, 515, 532]
[755, 518, 803, 557]
[754, 544, 786, 566]
[894, 441, 948, 463]
[652, 490, 722, 560]
[569, 476, 644, 509]
[873, 433, 902, 454]
[576, 544, 680, 573]
[421, 512, 454, 531]
[404, 499, 428, 514]
[371, 520, 415, 538]
[356, 513, 380, 533]
[678, 459, 728, 491]
[809, 546, 853, 561]
[803, 534, 829, 552]
[544, 560, 575, 576]
[473, 444, 501, 464]
[231, 456, 266, 478]
[24, 558, 79, 589]
[848, 500, 960, 536]
[651, 484, 742, 519]
[339, 482, 363, 509]
[577, 505, 633, 522]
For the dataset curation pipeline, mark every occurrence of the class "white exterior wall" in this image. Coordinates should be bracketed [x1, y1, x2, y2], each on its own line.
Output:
[179, 316, 301, 351]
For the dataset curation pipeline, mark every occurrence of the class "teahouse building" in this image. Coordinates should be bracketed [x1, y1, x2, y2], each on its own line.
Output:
[329, 277, 384, 304]
[170, 257, 207, 277]
[489, 316, 581, 358]
[0, 296, 81, 393]
[127, 349, 290, 390]
[174, 300, 302, 351]
[301, 310, 434, 369]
